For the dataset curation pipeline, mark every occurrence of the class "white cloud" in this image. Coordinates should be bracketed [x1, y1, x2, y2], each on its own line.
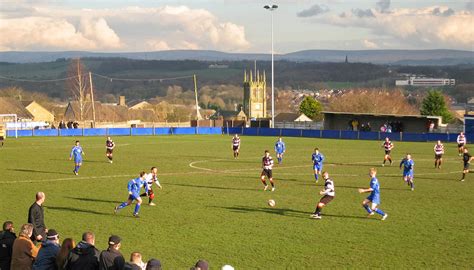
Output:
[0, 16, 122, 51]
[363, 39, 379, 49]
[320, 6, 474, 50]
[0, 4, 250, 52]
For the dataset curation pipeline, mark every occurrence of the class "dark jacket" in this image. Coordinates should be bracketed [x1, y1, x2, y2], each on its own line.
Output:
[64, 241, 100, 270]
[99, 248, 125, 270]
[0, 230, 17, 270]
[28, 203, 46, 241]
[32, 241, 60, 270]
[123, 262, 141, 270]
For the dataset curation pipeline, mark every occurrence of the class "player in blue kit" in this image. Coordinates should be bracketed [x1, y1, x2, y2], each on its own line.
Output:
[69, 140, 84, 175]
[274, 137, 286, 164]
[311, 148, 324, 182]
[114, 172, 148, 218]
[358, 168, 388, 221]
[400, 154, 415, 191]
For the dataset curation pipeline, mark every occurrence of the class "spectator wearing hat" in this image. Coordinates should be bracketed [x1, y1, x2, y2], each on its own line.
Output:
[32, 229, 60, 270]
[145, 259, 161, 270]
[56, 238, 75, 270]
[0, 221, 16, 270]
[28, 192, 47, 243]
[124, 252, 145, 270]
[10, 223, 39, 270]
[221, 265, 234, 270]
[64, 232, 100, 270]
[99, 235, 125, 270]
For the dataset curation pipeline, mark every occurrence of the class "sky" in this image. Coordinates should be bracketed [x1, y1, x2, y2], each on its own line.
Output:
[0, 0, 473, 53]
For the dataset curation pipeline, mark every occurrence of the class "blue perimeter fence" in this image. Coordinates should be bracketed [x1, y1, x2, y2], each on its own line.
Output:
[6, 127, 472, 143]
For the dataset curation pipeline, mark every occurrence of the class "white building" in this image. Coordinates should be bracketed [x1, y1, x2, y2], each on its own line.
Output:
[396, 77, 455, 87]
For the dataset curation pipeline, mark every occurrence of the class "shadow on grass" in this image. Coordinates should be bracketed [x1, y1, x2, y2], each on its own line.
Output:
[49, 159, 108, 163]
[323, 213, 379, 221]
[8, 168, 71, 175]
[211, 205, 308, 219]
[166, 182, 256, 191]
[212, 205, 378, 221]
[45, 206, 116, 217]
[65, 196, 122, 204]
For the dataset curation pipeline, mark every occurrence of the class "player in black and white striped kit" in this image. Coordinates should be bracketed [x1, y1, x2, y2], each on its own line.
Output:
[311, 171, 335, 219]
[140, 167, 162, 206]
[457, 132, 466, 156]
[261, 150, 275, 191]
[232, 134, 241, 159]
[434, 140, 444, 169]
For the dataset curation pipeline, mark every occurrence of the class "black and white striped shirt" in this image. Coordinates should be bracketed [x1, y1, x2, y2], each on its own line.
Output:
[323, 178, 335, 197]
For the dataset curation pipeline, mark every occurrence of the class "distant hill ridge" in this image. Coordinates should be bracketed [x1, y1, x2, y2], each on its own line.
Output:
[0, 49, 473, 65]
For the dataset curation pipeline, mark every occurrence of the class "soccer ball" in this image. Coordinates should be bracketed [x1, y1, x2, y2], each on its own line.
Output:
[268, 199, 276, 207]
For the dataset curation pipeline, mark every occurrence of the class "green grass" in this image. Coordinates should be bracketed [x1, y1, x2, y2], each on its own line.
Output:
[0, 135, 473, 269]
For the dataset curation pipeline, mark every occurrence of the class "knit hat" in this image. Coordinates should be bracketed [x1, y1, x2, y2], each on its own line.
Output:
[47, 229, 59, 240]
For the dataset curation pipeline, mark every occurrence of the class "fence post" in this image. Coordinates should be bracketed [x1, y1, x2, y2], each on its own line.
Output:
[400, 132, 403, 141]
[300, 128, 303, 137]
[357, 131, 360, 140]
[130, 127, 132, 136]
[339, 130, 342, 139]
[32, 128, 35, 137]
[82, 127, 84, 137]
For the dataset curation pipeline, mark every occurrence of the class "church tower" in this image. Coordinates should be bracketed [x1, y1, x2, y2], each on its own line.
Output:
[243, 69, 267, 119]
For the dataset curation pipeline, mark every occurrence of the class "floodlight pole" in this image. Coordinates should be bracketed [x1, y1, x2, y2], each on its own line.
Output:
[264, 4, 278, 128]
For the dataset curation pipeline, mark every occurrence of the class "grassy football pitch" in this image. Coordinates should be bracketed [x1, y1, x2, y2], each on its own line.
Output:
[0, 135, 472, 269]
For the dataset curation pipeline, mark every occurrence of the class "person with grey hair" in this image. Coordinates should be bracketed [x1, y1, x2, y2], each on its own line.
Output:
[10, 223, 38, 270]
[0, 221, 16, 270]
[64, 232, 100, 270]
[28, 192, 47, 243]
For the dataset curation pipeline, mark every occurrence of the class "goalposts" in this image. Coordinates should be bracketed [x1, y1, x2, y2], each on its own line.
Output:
[0, 114, 18, 138]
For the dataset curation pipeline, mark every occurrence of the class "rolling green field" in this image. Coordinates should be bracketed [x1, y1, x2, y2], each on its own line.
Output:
[0, 135, 473, 269]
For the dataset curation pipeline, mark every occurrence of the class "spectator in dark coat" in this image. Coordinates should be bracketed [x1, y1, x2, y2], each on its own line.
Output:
[10, 223, 38, 270]
[64, 232, 99, 270]
[32, 229, 60, 270]
[145, 259, 161, 270]
[0, 221, 16, 270]
[28, 192, 47, 243]
[99, 235, 125, 270]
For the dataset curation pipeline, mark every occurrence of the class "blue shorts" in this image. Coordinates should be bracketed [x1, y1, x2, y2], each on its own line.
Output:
[128, 194, 139, 201]
[276, 151, 284, 155]
[403, 171, 413, 177]
[313, 164, 322, 171]
[74, 158, 82, 164]
[367, 194, 380, 205]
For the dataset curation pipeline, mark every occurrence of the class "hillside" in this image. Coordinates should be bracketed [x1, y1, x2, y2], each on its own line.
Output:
[0, 49, 473, 65]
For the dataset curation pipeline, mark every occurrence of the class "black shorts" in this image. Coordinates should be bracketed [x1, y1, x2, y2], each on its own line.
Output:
[261, 169, 272, 178]
[233, 146, 239, 151]
[464, 163, 470, 170]
[435, 154, 443, 159]
[319, 195, 334, 205]
[385, 150, 391, 155]
[458, 143, 465, 148]
[106, 149, 114, 154]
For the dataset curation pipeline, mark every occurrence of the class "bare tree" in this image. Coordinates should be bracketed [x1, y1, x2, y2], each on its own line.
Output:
[67, 58, 90, 121]
[328, 88, 418, 115]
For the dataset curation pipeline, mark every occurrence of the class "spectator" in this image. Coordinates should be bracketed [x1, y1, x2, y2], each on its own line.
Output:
[99, 235, 125, 270]
[56, 238, 75, 270]
[64, 232, 100, 270]
[28, 192, 47, 243]
[10, 223, 38, 270]
[0, 221, 16, 270]
[145, 259, 161, 270]
[194, 259, 209, 270]
[73, 122, 79, 129]
[124, 252, 145, 270]
[33, 229, 60, 270]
